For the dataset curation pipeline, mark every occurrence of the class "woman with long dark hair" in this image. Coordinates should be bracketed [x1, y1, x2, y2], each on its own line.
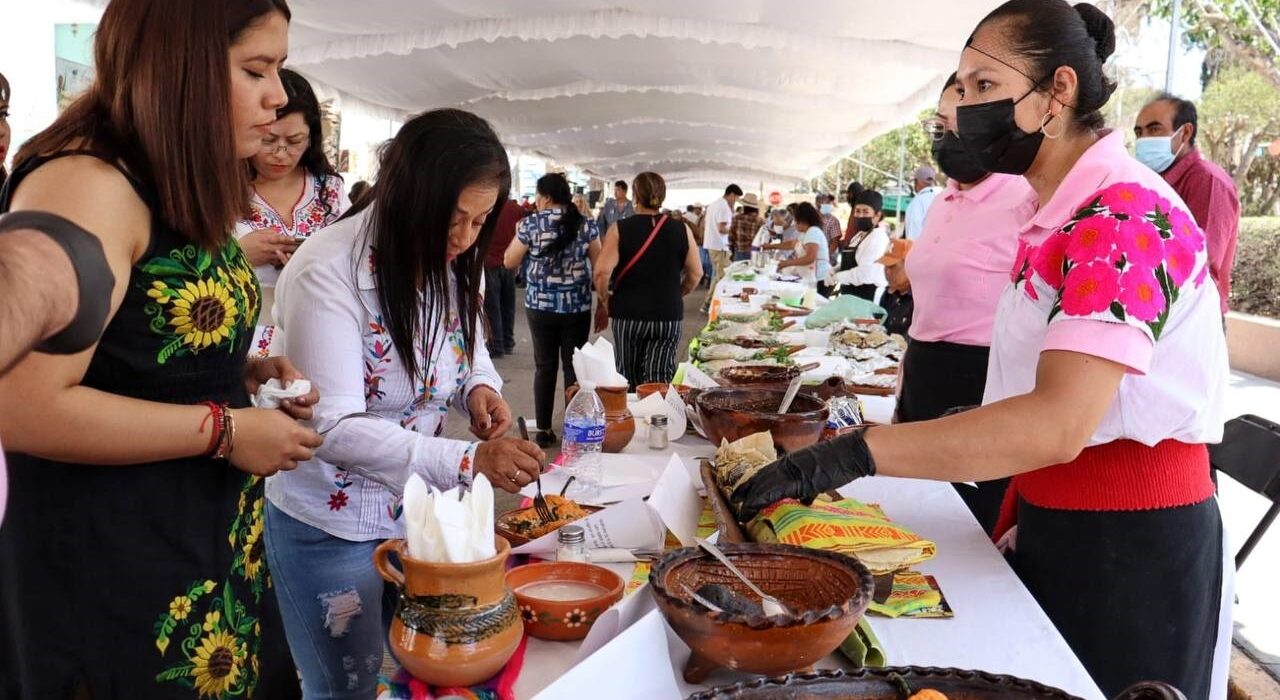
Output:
[236, 69, 348, 357]
[504, 172, 601, 446]
[593, 172, 702, 389]
[267, 108, 543, 698]
[0, 1, 325, 697]
[736, 2, 1231, 697]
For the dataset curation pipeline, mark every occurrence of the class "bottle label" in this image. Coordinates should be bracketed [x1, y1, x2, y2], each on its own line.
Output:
[564, 422, 605, 444]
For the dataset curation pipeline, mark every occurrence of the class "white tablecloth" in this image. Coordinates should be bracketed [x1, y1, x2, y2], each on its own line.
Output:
[513, 460, 1104, 700]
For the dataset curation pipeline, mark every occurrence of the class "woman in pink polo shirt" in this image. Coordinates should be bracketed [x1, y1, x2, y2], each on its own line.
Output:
[737, 1, 1230, 697]
[899, 73, 1037, 534]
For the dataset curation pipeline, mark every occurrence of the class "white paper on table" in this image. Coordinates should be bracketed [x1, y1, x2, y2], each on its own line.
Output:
[646, 454, 702, 546]
[801, 356, 850, 382]
[629, 391, 688, 440]
[571, 583, 658, 664]
[678, 362, 719, 389]
[534, 609, 680, 700]
[511, 498, 663, 555]
[793, 346, 830, 358]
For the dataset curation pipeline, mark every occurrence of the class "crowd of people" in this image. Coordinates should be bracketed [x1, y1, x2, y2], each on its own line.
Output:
[0, 0, 1248, 698]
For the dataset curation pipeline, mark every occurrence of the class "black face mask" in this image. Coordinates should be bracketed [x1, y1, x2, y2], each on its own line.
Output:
[853, 216, 875, 233]
[932, 131, 988, 184]
[955, 95, 1045, 176]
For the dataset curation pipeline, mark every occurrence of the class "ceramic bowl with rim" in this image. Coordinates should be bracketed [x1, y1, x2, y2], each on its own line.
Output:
[693, 387, 828, 454]
[636, 383, 693, 401]
[506, 561, 625, 641]
[650, 543, 874, 683]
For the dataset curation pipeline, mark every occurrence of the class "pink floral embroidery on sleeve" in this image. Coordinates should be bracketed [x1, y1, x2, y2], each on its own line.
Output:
[1030, 182, 1208, 340]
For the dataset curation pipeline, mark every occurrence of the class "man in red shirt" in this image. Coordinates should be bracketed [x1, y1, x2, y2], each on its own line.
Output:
[484, 199, 525, 357]
[1134, 95, 1240, 314]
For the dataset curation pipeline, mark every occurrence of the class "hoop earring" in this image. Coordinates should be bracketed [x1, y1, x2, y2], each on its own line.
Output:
[1040, 112, 1066, 140]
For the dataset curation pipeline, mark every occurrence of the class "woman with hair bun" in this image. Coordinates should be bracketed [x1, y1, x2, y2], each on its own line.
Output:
[735, 2, 1230, 696]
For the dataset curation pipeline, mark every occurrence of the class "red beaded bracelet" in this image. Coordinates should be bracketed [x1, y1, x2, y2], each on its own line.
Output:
[199, 401, 227, 457]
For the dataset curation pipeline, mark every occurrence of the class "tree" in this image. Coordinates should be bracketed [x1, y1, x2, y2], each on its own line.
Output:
[810, 109, 937, 194]
[1199, 65, 1280, 214]
[1133, 0, 1280, 89]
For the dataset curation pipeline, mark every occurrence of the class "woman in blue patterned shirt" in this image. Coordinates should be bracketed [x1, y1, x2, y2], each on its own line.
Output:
[504, 173, 601, 447]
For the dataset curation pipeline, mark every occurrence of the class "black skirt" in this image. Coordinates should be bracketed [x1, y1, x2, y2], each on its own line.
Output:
[1014, 497, 1223, 699]
[897, 338, 1007, 535]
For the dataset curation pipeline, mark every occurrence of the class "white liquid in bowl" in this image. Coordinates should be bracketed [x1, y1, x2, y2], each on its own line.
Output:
[517, 580, 608, 602]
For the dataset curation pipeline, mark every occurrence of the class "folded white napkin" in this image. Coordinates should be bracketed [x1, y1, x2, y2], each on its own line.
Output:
[629, 390, 687, 438]
[572, 337, 629, 388]
[402, 474, 497, 563]
[253, 378, 312, 409]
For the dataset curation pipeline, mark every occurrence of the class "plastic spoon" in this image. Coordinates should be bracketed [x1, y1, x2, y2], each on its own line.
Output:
[778, 375, 804, 415]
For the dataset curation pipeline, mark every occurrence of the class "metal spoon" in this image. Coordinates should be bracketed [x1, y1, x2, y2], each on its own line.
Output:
[694, 537, 791, 617]
[777, 375, 804, 415]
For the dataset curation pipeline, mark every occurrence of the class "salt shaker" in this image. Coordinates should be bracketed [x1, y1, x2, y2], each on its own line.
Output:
[556, 525, 590, 562]
[648, 414, 670, 450]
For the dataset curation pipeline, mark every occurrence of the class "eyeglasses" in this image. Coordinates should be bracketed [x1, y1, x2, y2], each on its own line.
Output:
[920, 118, 948, 142]
[261, 140, 308, 155]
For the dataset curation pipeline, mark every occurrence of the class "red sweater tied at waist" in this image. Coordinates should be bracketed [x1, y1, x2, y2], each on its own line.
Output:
[992, 439, 1215, 541]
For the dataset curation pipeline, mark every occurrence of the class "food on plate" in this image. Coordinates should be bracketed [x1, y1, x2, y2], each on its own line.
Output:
[830, 324, 907, 361]
[505, 496, 592, 539]
[848, 373, 896, 389]
[697, 344, 792, 363]
[714, 312, 785, 331]
[710, 432, 777, 503]
[907, 690, 949, 700]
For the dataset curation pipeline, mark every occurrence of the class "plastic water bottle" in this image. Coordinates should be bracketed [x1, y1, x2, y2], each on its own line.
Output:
[561, 383, 605, 502]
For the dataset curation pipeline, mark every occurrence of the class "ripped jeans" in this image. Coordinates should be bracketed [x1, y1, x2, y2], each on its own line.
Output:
[265, 502, 398, 699]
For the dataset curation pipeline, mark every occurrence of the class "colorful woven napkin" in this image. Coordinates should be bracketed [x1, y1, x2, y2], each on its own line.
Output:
[376, 634, 528, 700]
[747, 498, 936, 575]
[839, 619, 887, 668]
[867, 570, 952, 619]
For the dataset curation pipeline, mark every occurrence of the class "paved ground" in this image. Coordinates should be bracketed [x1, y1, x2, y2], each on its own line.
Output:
[442, 289, 1280, 694]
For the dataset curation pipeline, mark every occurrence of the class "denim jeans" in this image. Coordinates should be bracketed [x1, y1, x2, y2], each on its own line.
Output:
[483, 265, 517, 353]
[265, 502, 398, 700]
[699, 248, 712, 281]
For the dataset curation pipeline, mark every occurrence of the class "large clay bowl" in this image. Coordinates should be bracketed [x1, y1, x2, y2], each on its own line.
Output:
[693, 388, 827, 453]
[686, 668, 1187, 700]
[650, 543, 873, 683]
[506, 561, 625, 641]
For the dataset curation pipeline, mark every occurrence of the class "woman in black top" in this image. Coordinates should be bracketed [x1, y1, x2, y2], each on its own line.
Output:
[593, 172, 702, 388]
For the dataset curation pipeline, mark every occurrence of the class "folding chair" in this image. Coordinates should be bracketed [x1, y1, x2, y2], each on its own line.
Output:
[1209, 414, 1280, 570]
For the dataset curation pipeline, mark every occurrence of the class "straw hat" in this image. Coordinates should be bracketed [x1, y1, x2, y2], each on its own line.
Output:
[876, 238, 913, 266]
[739, 193, 762, 210]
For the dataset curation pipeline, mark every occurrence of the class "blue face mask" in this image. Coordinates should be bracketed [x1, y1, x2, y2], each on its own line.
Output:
[820, 203, 834, 215]
[1134, 136, 1178, 174]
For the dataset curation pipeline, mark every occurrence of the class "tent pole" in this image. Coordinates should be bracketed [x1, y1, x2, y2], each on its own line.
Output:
[1165, 0, 1181, 92]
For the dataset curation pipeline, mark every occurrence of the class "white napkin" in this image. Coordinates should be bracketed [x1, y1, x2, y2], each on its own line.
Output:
[629, 390, 687, 438]
[253, 378, 312, 409]
[571, 337, 629, 388]
[401, 474, 497, 563]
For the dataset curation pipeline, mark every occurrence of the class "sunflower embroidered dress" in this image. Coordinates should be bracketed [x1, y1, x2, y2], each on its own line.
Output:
[0, 152, 271, 699]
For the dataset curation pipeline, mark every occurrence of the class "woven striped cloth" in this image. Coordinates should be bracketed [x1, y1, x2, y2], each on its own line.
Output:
[748, 498, 936, 575]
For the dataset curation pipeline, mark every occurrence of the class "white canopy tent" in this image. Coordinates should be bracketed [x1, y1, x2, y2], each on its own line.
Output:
[284, 0, 1006, 190]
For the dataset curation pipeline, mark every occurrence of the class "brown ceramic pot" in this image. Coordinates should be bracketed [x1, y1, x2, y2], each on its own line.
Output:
[693, 387, 827, 453]
[650, 543, 873, 683]
[565, 384, 635, 453]
[372, 537, 522, 686]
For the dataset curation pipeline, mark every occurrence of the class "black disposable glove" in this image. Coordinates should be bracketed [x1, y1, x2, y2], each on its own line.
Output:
[731, 428, 877, 522]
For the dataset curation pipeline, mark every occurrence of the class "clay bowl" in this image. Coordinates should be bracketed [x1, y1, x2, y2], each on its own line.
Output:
[495, 504, 603, 547]
[717, 364, 801, 389]
[694, 388, 828, 454]
[505, 561, 625, 641]
[650, 543, 873, 683]
[686, 668, 1188, 700]
[637, 383, 692, 401]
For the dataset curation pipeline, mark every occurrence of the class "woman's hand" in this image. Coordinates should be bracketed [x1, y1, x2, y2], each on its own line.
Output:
[594, 299, 609, 333]
[228, 407, 324, 476]
[732, 429, 878, 521]
[239, 229, 299, 267]
[473, 437, 545, 493]
[245, 356, 320, 420]
[467, 385, 512, 440]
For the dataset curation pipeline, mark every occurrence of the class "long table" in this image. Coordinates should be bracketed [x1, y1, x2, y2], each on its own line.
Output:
[505, 271, 1103, 699]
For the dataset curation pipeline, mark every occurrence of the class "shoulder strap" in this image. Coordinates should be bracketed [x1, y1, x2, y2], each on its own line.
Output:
[613, 214, 668, 290]
[1, 149, 154, 213]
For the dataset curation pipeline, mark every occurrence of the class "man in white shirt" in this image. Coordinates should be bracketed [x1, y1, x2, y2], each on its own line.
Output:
[903, 166, 940, 241]
[700, 184, 741, 312]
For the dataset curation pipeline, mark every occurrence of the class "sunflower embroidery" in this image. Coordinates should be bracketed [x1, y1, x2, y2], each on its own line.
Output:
[189, 629, 247, 698]
[140, 240, 259, 364]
